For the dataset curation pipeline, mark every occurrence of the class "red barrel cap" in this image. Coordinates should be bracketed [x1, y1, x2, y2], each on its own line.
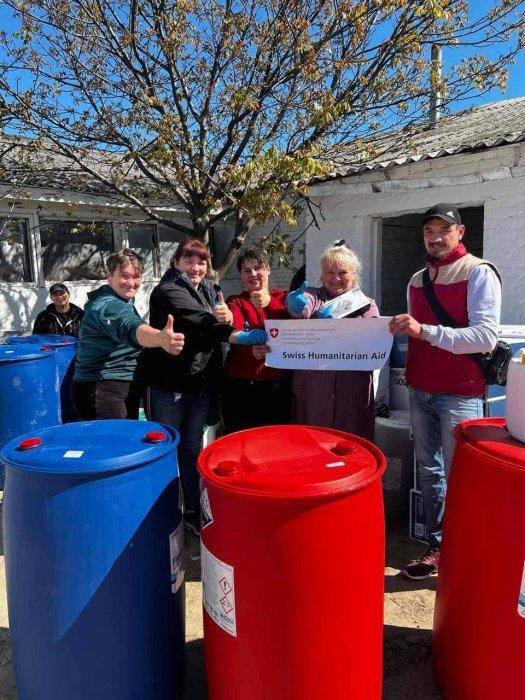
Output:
[18, 437, 43, 450]
[198, 424, 385, 499]
[144, 431, 166, 444]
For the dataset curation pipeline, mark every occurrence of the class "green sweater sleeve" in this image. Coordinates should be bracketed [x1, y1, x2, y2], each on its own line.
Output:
[94, 298, 144, 348]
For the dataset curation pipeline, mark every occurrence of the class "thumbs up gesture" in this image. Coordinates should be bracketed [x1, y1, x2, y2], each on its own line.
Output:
[159, 314, 185, 356]
[286, 281, 310, 316]
[213, 291, 233, 324]
[250, 285, 271, 309]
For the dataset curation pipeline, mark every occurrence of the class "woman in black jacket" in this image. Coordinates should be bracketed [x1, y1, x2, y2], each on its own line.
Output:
[141, 237, 266, 534]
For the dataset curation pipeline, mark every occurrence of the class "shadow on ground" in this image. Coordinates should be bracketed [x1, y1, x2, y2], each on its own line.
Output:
[0, 627, 16, 700]
[384, 625, 443, 699]
[185, 638, 206, 699]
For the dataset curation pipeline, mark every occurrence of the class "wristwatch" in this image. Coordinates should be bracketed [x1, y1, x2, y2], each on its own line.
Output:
[420, 323, 431, 340]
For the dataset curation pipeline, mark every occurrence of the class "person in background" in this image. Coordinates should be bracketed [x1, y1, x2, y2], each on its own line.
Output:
[141, 237, 267, 535]
[389, 203, 501, 580]
[72, 248, 184, 420]
[33, 283, 85, 336]
[221, 248, 291, 433]
[286, 242, 379, 440]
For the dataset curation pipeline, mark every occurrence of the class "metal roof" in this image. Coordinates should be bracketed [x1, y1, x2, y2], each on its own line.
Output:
[0, 139, 161, 199]
[318, 96, 525, 181]
[2, 97, 525, 196]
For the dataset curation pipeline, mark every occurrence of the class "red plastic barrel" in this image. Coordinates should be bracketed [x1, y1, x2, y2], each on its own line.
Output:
[197, 424, 386, 700]
[433, 418, 525, 699]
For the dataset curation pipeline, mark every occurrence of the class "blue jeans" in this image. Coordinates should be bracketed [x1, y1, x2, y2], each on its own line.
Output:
[409, 388, 483, 549]
[147, 387, 211, 513]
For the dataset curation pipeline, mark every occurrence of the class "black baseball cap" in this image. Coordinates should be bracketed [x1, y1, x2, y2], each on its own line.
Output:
[49, 283, 69, 295]
[422, 203, 461, 226]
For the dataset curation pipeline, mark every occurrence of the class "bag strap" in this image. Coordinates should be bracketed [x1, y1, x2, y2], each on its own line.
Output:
[421, 268, 458, 328]
[421, 266, 499, 377]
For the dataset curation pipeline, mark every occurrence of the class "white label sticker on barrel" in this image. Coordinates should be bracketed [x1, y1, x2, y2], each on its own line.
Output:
[201, 542, 236, 637]
[518, 562, 525, 619]
[63, 450, 84, 458]
[169, 522, 184, 594]
[200, 488, 213, 529]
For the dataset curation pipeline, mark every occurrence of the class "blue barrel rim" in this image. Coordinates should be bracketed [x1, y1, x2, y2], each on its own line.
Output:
[0, 420, 180, 475]
[6, 334, 77, 347]
[0, 345, 57, 363]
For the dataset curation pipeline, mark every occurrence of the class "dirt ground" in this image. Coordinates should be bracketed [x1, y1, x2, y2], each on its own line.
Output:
[0, 495, 443, 699]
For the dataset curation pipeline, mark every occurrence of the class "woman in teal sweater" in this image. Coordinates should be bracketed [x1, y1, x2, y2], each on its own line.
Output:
[72, 248, 184, 419]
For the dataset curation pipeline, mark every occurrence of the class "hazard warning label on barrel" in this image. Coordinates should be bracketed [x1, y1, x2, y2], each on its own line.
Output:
[201, 542, 236, 637]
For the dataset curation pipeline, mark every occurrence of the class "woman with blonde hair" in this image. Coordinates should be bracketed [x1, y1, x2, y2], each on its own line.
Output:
[286, 242, 379, 439]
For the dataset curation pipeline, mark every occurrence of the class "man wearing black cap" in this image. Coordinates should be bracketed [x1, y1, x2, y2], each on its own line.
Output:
[33, 283, 85, 336]
[389, 203, 501, 579]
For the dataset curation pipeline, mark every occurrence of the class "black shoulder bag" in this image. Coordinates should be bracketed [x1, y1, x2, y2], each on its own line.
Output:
[421, 267, 511, 386]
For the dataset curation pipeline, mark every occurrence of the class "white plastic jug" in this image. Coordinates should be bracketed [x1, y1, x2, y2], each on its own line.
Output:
[505, 347, 525, 443]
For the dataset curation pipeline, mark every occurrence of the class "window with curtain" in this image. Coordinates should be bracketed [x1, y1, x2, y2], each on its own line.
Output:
[0, 217, 32, 282]
[126, 222, 159, 278]
[40, 219, 114, 281]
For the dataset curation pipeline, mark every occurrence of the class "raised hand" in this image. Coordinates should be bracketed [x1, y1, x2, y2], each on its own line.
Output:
[250, 287, 271, 309]
[159, 314, 185, 355]
[213, 291, 233, 324]
[230, 329, 269, 345]
[286, 281, 309, 316]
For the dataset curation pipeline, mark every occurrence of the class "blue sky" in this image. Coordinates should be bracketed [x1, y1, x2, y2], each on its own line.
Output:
[442, 0, 525, 109]
[0, 0, 524, 116]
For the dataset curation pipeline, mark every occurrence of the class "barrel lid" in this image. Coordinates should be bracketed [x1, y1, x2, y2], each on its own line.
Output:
[0, 420, 179, 474]
[455, 418, 525, 471]
[197, 425, 385, 499]
[7, 334, 77, 347]
[0, 344, 55, 363]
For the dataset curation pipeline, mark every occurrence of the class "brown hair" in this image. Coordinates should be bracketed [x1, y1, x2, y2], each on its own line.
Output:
[236, 248, 270, 273]
[106, 248, 144, 275]
[171, 237, 210, 268]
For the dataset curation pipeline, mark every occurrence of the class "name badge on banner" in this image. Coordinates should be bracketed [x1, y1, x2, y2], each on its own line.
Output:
[264, 317, 393, 371]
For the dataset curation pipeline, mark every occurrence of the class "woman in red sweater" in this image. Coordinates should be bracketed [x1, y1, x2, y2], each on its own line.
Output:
[222, 249, 291, 433]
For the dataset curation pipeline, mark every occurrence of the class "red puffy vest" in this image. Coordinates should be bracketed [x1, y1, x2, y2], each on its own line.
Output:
[405, 244, 486, 396]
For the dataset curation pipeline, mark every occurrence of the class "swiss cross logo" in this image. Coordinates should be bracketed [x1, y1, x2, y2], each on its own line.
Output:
[269, 328, 279, 338]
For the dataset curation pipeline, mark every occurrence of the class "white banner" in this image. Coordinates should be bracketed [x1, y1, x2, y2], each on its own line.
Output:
[264, 317, 393, 371]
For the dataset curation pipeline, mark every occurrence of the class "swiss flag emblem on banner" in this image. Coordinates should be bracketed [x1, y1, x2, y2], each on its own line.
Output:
[269, 328, 279, 338]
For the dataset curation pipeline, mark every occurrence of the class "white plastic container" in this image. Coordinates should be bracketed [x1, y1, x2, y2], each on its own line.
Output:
[375, 409, 413, 517]
[389, 367, 409, 411]
[505, 347, 525, 443]
[373, 361, 390, 414]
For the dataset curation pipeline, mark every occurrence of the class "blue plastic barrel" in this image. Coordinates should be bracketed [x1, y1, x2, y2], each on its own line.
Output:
[0, 345, 60, 488]
[390, 334, 408, 368]
[7, 334, 78, 422]
[0, 420, 185, 699]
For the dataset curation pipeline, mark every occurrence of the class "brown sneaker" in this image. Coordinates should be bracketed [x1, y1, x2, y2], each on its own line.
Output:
[402, 548, 440, 580]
